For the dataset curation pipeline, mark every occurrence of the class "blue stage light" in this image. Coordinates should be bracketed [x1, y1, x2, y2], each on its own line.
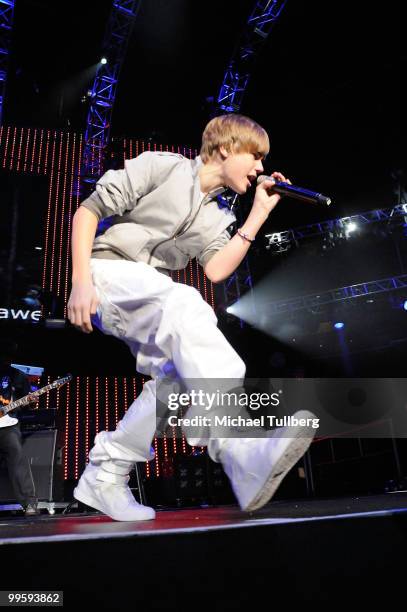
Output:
[403, 300, 407, 311]
[334, 322, 345, 329]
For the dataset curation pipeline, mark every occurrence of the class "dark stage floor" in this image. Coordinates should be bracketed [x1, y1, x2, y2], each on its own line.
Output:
[1, 492, 407, 545]
[1, 494, 407, 608]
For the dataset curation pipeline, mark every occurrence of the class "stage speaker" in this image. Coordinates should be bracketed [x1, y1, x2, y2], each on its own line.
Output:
[0, 429, 64, 503]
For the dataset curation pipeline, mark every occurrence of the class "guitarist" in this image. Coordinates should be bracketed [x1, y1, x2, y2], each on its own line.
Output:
[0, 341, 39, 516]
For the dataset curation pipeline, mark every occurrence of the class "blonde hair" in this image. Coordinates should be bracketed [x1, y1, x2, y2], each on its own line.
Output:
[200, 114, 269, 163]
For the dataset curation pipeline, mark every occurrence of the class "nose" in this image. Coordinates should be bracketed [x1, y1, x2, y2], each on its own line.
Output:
[255, 160, 264, 174]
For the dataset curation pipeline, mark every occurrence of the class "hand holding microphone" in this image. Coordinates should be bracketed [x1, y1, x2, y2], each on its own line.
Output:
[252, 171, 292, 217]
[257, 174, 332, 206]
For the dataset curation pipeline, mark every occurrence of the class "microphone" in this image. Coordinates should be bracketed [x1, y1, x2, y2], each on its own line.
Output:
[257, 175, 332, 206]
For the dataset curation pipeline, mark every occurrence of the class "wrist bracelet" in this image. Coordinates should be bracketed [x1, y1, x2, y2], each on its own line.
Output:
[237, 228, 254, 243]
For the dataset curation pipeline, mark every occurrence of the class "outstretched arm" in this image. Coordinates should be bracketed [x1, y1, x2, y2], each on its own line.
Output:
[67, 206, 100, 333]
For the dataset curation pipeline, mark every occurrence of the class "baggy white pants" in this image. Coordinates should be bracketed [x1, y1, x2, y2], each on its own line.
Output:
[88, 258, 246, 474]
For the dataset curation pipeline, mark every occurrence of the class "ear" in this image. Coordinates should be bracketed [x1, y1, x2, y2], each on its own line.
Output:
[219, 145, 229, 160]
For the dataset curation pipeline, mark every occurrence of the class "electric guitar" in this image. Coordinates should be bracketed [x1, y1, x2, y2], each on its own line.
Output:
[0, 374, 72, 418]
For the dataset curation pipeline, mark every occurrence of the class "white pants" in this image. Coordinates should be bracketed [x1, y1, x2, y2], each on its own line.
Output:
[88, 259, 246, 471]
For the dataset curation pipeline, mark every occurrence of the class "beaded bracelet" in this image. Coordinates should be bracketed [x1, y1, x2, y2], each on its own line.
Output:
[237, 228, 254, 243]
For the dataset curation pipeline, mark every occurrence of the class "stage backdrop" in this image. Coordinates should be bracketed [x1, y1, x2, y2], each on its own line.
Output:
[0, 126, 213, 481]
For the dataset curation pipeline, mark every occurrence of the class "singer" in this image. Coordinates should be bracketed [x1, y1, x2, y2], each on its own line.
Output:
[67, 113, 316, 521]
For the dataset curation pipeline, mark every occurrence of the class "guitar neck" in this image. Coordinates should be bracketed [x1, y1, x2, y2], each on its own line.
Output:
[0, 376, 71, 417]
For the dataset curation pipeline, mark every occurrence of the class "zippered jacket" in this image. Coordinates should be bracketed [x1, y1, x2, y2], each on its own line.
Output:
[80, 151, 236, 270]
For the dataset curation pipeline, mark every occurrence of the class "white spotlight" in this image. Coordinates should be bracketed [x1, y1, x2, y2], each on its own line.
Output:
[100, 57, 107, 65]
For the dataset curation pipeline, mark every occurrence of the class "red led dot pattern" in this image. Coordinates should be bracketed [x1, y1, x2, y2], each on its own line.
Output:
[0, 128, 217, 480]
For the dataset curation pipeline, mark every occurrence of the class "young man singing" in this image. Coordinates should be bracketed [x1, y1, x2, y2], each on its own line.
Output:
[68, 114, 315, 521]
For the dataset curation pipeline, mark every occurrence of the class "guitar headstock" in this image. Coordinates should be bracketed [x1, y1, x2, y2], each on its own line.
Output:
[49, 374, 73, 389]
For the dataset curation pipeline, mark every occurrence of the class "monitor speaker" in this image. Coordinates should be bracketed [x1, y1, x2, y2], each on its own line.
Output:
[0, 429, 64, 503]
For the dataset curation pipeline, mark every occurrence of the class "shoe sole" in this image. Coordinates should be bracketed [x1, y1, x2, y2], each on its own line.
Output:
[244, 434, 314, 513]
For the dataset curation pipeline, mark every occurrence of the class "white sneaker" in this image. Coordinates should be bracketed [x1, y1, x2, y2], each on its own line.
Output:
[217, 410, 316, 512]
[74, 462, 155, 521]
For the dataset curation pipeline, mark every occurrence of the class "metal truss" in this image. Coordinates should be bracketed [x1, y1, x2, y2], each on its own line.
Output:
[223, 256, 256, 327]
[264, 275, 407, 316]
[217, 1, 288, 318]
[265, 203, 407, 251]
[82, 1, 140, 183]
[220, 193, 256, 327]
[216, 0, 288, 114]
[0, 0, 15, 125]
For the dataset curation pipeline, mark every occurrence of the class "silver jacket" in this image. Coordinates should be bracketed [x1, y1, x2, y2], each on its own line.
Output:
[81, 151, 236, 270]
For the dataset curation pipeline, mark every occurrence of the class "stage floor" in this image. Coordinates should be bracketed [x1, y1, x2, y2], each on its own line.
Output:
[1, 491, 406, 545]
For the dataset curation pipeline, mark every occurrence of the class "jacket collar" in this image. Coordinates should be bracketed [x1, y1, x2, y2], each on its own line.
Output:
[192, 155, 228, 205]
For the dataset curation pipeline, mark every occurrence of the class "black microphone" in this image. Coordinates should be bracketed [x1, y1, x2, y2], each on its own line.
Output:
[257, 175, 332, 206]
